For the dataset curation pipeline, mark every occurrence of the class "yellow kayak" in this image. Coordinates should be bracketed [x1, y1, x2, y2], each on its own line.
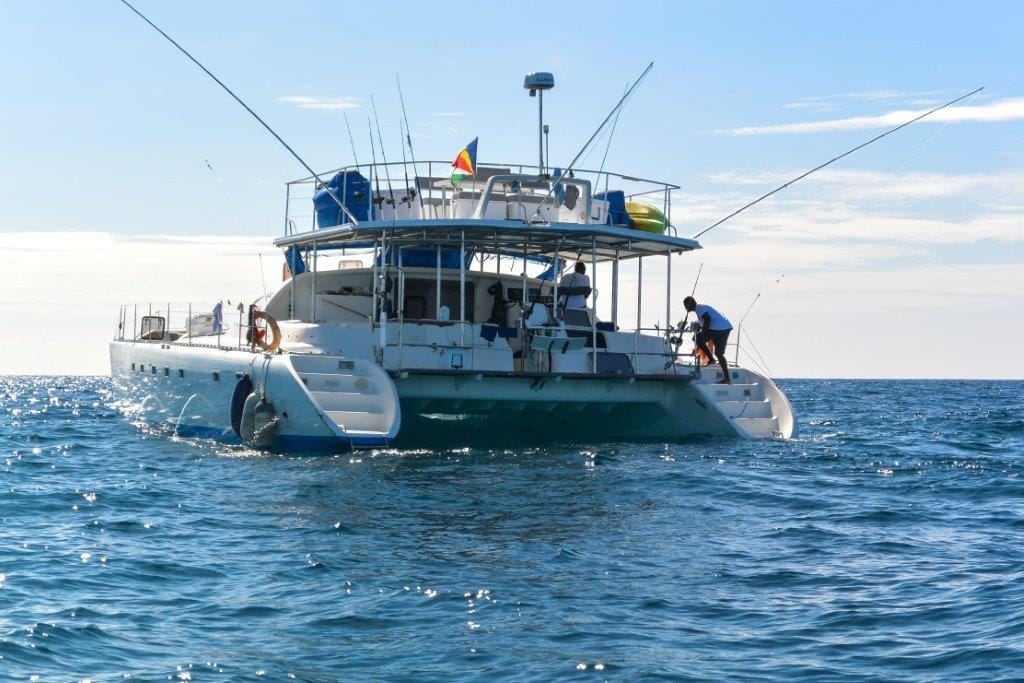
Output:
[625, 202, 667, 233]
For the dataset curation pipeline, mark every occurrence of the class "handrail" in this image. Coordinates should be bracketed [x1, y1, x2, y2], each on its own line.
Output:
[471, 174, 592, 222]
[286, 160, 680, 192]
[286, 159, 677, 231]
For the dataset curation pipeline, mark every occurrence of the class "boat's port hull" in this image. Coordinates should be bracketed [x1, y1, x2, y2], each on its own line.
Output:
[109, 341, 396, 451]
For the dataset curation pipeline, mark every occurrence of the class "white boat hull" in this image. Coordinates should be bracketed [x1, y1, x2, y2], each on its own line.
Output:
[110, 339, 794, 451]
[109, 340, 400, 450]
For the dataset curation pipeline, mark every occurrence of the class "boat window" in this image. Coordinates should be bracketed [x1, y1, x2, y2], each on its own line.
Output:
[400, 279, 475, 321]
[131, 363, 135, 372]
[139, 316, 166, 341]
[178, 369, 184, 379]
[594, 353, 634, 375]
[212, 371, 220, 382]
[404, 296, 427, 319]
[507, 287, 547, 304]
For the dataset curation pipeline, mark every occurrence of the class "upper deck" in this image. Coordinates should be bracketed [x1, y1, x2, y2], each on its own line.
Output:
[278, 161, 699, 260]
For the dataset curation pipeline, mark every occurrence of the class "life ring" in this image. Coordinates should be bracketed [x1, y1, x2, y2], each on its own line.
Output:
[252, 310, 281, 352]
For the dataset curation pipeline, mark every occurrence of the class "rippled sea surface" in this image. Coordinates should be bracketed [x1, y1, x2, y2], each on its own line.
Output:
[2, 377, 1023, 681]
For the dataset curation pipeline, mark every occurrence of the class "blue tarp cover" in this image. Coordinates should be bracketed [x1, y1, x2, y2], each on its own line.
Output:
[313, 170, 371, 227]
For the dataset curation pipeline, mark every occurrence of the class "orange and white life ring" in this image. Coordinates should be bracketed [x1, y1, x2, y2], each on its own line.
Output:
[252, 310, 281, 352]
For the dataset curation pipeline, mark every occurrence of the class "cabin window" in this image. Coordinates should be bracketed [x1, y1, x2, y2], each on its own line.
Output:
[212, 371, 220, 383]
[163, 367, 169, 377]
[404, 296, 427, 319]
[151, 366, 156, 374]
[401, 278, 475, 321]
[130, 363, 135, 371]
[178, 369, 184, 378]
[139, 315, 166, 341]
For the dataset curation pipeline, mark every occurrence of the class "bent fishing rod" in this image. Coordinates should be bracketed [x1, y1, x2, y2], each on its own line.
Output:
[119, 0, 358, 224]
[534, 61, 655, 218]
[693, 86, 984, 239]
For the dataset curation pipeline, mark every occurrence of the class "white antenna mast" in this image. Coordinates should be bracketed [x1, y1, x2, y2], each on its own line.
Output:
[524, 72, 555, 175]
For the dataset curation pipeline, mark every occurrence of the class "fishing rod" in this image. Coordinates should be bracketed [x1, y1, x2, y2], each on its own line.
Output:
[118, 0, 358, 225]
[398, 118, 412, 214]
[597, 83, 629, 197]
[396, 74, 425, 215]
[667, 261, 705, 367]
[675, 262, 703, 331]
[370, 95, 396, 207]
[366, 117, 384, 216]
[690, 262, 704, 297]
[733, 274, 784, 367]
[534, 61, 655, 219]
[342, 111, 360, 167]
[693, 86, 985, 239]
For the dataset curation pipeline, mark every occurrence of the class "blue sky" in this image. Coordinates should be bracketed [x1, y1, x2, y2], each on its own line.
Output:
[1, 1, 1022, 377]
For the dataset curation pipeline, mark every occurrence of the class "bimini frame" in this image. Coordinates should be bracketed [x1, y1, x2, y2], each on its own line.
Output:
[275, 216, 701, 374]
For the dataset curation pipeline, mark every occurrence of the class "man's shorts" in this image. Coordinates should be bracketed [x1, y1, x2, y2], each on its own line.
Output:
[697, 328, 731, 358]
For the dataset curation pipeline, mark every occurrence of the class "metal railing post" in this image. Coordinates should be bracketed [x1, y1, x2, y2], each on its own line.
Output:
[665, 249, 672, 338]
[397, 269, 405, 370]
[459, 230, 466, 347]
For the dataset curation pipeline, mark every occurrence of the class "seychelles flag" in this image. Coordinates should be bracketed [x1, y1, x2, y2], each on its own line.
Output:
[450, 137, 478, 184]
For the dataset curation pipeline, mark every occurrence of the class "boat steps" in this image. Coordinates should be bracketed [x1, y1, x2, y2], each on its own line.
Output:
[289, 357, 400, 441]
[310, 389, 385, 412]
[733, 416, 782, 438]
[714, 399, 774, 419]
[694, 369, 790, 439]
[699, 382, 766, 402]
[324, 410, 391, 433]
[298, 371, 377, 394]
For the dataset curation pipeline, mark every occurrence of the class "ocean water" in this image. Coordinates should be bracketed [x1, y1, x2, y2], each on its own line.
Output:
[1, 377, 1022, 681]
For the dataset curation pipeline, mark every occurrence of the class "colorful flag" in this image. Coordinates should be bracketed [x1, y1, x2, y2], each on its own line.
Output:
[450, 137, 478, 184]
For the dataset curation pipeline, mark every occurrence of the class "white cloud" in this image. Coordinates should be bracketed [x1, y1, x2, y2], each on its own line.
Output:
[717, 96, 1024, 135]
[782, 100, 841, 113]
[3, 230, 1021, 379]
[597, 253, 1024, 379]
[0, 232, 276, 375]
[783, 90, 946, 114]
[276, 95, 360, 111]
[674, 169, 1024, 245]
[702, 169, 1024, 202]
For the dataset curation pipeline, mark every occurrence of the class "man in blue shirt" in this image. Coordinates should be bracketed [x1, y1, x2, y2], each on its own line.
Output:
[683, 296, 733, 384]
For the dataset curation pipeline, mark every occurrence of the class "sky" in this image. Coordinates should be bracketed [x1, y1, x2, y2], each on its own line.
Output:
[1, 1, 1021, 378]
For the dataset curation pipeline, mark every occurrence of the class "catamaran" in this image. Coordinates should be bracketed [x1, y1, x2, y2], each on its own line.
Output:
[109, 73, 796, 450]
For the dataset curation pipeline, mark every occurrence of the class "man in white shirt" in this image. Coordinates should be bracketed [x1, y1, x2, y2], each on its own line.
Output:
[683, 295, 733, 384]
[559, 262, 591, 311]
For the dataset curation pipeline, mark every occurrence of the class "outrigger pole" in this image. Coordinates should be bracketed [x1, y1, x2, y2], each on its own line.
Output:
[534, 62, 655, 218]
[693, 86, 984, 239]
[119, 0, 358, 225]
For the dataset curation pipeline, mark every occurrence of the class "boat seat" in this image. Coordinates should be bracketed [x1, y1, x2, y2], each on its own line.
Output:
[565, 330, 607, 349]
[561, 307, 592, 328]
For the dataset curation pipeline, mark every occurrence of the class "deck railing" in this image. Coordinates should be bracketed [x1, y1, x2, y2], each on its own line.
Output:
[114, 298, 709, 377]
[283, 161, 680, 235]
[114, 302, 262, 352]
